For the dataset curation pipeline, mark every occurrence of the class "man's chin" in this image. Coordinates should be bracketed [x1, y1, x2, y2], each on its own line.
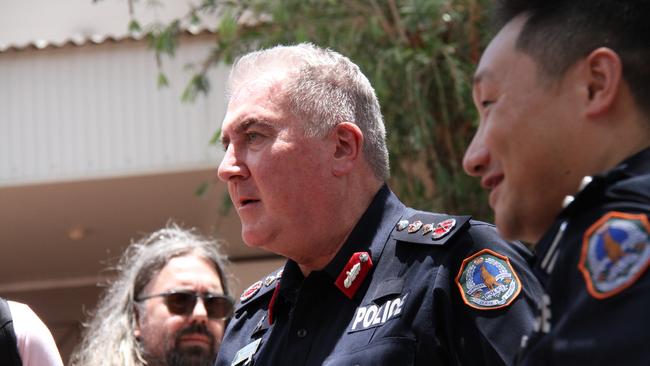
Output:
[166, 348, 214, 366]
[494, 211, 521, 242]
[241, 227, 272, 249]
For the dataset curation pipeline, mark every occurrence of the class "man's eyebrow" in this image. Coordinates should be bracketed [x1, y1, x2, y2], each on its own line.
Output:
[472, 71, 484, 85]
[472, 69, 492, 86]
[234, 118, 275, 134]
[221, 118, 275, 146]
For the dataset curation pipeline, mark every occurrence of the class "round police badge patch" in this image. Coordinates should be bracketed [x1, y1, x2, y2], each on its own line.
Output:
[578, 212, 650, 300]
[240, 280, 263, 303]
[455, 249, 522, 310]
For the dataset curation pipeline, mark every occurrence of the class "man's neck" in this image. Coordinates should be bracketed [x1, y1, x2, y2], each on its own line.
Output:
[296, 180, 384, 276]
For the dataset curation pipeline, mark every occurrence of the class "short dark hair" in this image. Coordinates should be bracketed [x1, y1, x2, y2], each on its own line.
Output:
[493, 0, 650, 116]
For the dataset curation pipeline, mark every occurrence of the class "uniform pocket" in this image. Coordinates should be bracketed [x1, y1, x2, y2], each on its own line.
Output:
[322, 337, 416, 366]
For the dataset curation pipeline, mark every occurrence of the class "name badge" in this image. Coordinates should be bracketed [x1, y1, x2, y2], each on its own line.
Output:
[231, 338, 262, 366]
[348, 293, 408, 333]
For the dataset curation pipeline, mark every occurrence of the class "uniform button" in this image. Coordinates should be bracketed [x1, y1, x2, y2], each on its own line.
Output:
[296, 328, 308, 338]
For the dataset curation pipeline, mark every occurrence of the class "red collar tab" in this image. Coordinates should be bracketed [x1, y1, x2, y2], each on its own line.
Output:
[335, 251, 373, 299]
[267, 281, 281, 325]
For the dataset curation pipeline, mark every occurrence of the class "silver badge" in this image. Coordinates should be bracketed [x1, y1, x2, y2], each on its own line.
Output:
[396, 220, 409, 231]
[407, 220, 423, 233]
[422, 223, 434, 235]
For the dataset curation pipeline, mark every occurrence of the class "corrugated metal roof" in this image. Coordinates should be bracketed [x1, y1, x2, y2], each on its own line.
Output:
[0, 24, 217, 53]
[0, 0, 224, 54]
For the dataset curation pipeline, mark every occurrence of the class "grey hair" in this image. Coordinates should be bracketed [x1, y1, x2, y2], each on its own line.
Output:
[69, 224, 231, 366]
[228, 43, 390, 180]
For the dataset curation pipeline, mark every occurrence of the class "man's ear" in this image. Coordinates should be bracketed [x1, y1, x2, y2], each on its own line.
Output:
[583, 47, 622, 118]
[133, 305, 142, 338]
[331, 122, 364, 177]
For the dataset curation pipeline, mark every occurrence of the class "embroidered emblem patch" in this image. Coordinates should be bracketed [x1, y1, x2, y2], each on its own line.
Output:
[455, 249, 522, 310]
[578, 212, 650, 299]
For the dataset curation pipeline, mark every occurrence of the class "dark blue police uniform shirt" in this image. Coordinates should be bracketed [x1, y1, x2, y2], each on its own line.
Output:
[216, 185, 542, 366]
[520, 147, 650, 365]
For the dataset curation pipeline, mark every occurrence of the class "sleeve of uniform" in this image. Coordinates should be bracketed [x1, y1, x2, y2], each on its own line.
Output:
[529, 209, 650, 365]
[443, 221, 542, 365]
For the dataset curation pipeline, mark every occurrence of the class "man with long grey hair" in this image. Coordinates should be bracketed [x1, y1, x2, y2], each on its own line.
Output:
[215, 43, 542, 365]
[69, 225, 234, 366]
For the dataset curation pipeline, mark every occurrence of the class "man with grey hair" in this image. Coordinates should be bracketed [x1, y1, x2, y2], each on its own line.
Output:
[215, 43, 542, 365]
[69, 225, 234, 366]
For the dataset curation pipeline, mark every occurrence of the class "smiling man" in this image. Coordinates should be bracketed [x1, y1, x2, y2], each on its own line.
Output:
[463, 0, 650, 364]
[215, 43, 542, 366]
[70, 225, 234, 366]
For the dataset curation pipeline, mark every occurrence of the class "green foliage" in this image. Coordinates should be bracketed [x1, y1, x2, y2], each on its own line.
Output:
[128, 19, 142, 33]
[157, 72, 169, 88]
[181, 74, 210, 102]
[136, 0, 493, 220]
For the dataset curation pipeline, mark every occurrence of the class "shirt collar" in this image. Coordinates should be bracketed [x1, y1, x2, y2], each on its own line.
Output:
[276, 184, 405, 299]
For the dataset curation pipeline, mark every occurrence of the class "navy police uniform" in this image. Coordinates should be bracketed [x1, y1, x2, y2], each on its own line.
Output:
[217, 185, 542, 366]
[519, 148, 650, 365]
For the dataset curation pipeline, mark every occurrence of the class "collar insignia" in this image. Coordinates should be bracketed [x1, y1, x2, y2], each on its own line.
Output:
[335, 251, 373, 299]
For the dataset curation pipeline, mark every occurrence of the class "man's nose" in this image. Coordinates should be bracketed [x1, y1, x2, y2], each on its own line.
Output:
[463, 132, 490, 177]
[191, 298, 209, 319]
[217, 145, 249, 182]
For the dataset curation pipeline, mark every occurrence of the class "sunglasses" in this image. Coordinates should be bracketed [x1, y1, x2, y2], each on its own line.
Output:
[136, 290, 235, 320]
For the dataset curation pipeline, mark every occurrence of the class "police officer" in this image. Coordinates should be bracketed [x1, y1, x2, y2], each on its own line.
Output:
[463, 1, 650, 364]
[215, 43, 542, 366]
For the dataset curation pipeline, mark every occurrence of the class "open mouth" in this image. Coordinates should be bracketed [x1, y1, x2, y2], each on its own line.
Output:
[240, 199, 260, 207]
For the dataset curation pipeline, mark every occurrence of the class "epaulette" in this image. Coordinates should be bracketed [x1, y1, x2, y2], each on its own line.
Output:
[391, 212, 471, 246]
[235, 267, 284, 313]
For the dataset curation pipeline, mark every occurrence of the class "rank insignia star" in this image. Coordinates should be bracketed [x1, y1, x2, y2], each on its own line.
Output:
[407, 220, 423, 233]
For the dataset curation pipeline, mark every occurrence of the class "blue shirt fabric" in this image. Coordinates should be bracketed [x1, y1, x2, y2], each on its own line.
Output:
[520, 147, 650, 365]
[217, 185, 542, 366]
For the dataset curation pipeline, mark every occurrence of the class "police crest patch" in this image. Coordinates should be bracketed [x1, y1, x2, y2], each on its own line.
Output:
[578, 212, 650, 300]
[455, 249, 522, 310]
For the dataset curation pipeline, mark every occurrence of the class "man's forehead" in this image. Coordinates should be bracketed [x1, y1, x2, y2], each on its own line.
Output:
[474, 16, 527, 83]
[229, 67, 291, 103]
